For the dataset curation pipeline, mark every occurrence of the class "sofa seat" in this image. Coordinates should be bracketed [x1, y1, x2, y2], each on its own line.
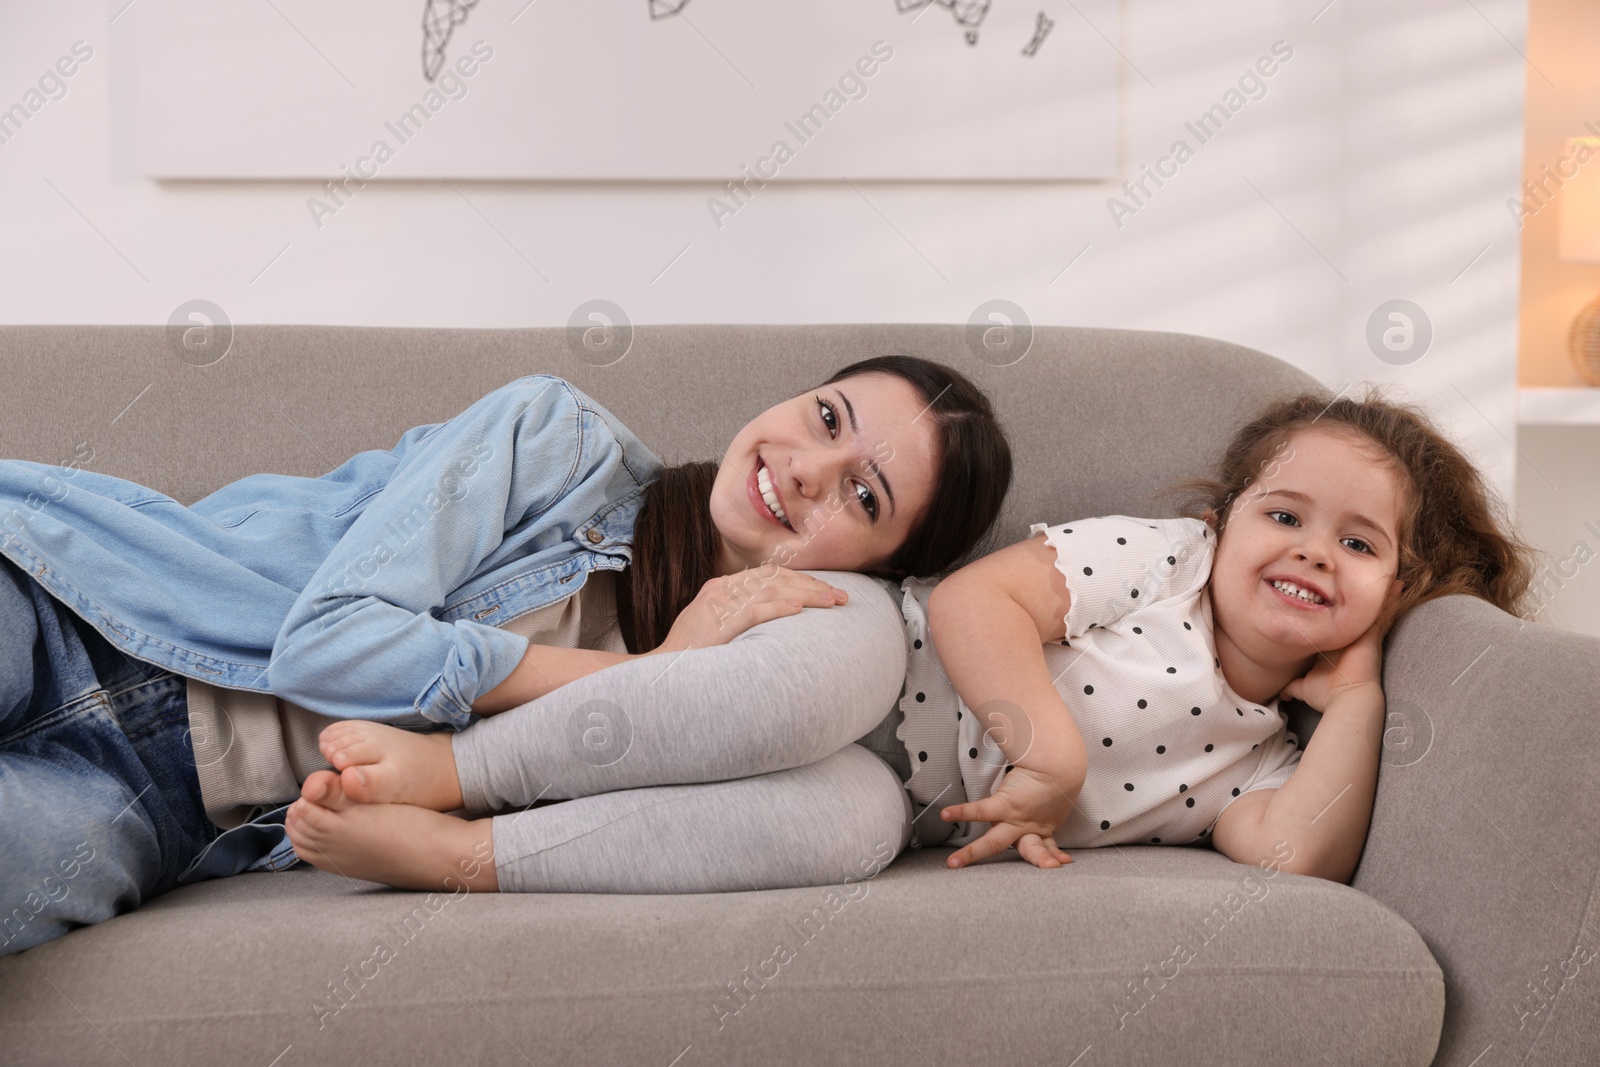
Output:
[3, 844, 1442, 1066]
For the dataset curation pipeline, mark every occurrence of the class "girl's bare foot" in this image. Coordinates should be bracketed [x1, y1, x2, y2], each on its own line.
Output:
[315, 720, 463, 811]
[286, 770, 498, 892]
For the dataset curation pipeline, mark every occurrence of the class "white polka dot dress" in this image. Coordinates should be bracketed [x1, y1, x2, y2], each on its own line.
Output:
[892, 515, 1303, 851]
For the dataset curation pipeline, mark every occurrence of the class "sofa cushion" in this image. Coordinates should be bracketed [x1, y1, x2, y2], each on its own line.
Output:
[1, 846, 1441, 1066]
[0, 323, 1323, 558]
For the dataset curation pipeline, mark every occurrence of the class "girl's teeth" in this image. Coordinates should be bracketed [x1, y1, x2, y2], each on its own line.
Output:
[757, 464, 789, 526]
[1272, 579, 1324, 604]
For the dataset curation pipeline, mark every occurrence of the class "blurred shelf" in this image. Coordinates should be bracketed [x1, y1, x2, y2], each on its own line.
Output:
[1519, 387, 1600, 426]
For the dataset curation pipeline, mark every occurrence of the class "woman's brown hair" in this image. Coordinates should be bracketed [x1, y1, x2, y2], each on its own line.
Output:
[616, 355, 1013, 653]
[1157, 383, 1539, 627]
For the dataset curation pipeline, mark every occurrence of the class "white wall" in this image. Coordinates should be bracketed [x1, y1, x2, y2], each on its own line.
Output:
[2, 0, 1555, 605]
[1518, 428, 1600, 636]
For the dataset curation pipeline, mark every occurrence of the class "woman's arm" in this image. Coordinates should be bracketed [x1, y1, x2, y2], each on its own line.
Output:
[450, 569, 908, 808]
[471, 645, 636, 715]
[470, 567, 852, 714]
[267, 375, 654, 728]
[925, 533, 1089, 868]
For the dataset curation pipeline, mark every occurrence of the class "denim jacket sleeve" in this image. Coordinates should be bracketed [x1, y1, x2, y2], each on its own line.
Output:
[267, 375, 631, 729]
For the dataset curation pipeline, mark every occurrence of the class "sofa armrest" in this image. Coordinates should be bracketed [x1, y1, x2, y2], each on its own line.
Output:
[1349, 593, 1600, 1064]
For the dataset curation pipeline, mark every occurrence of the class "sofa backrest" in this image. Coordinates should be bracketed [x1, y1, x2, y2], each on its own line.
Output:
[0, 323, 1323, 568]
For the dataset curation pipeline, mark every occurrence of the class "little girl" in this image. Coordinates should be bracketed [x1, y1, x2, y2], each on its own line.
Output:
[284, 385, 1537, 888]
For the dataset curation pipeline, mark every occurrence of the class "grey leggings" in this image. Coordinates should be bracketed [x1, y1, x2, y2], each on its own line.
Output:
[450, 570, 920, 893]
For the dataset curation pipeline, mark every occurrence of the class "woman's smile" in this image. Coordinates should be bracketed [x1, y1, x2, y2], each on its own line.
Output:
[709, 372, 941, 575]
[749, 456, 793, 531]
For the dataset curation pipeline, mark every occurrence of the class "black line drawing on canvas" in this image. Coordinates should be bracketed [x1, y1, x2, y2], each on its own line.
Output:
[1021, 11, 1054, 56]
[422, 0, 481, 81]
[423, 1, 692, 81]
[896, 0, 991, 46]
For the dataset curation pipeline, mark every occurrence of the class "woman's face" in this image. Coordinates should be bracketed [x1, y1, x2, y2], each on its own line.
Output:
[1209, 427, 1406, 669]
[709, 372, 941, 575]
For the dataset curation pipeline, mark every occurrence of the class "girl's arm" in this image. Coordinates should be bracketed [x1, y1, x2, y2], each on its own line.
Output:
[1210, 613, 1393, 882]
[471, 567, 852, 714]
[925, 533, 1089, 869]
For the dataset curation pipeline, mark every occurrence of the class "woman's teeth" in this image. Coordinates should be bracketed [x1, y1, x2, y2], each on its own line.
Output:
[757, 463, 790, 527]
[1271, 579, 1325, 605]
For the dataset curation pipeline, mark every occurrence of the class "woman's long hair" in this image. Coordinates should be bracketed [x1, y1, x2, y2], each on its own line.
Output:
[1157, 383, 1539, 626]
[616, 355, 1012, 653]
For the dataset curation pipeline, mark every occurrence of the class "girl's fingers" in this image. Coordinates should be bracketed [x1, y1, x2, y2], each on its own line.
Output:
[1017, 835, 1065, 868]
[949, 826, 1017, 869]
[941, 801, 991, 823]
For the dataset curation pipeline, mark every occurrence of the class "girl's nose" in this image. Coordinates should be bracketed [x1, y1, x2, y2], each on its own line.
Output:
[1296, 539, 1333, 567]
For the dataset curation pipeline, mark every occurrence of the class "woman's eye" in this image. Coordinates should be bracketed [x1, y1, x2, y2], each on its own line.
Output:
[816, 397, 838, 437]
[853, 481, 879, 521]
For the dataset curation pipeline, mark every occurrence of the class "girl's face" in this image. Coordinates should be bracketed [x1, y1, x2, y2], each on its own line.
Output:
[1209, 427, 1406, 670]
[709, 372, 941, 575]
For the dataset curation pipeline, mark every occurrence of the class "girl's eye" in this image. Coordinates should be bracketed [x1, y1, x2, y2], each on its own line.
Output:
[1269, 509, 1373, 554]
[853, 480, 879, 521]
[816, 396, 838, 437]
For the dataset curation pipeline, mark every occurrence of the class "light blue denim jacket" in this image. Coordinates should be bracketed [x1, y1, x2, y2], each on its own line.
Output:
[0, 374, 664, 731]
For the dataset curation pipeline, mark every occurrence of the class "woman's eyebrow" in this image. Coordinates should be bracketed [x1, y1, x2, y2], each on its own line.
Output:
[835, 388, 896, 517]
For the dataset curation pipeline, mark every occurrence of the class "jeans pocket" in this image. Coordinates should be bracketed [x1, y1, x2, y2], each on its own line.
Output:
[179, 803, 295, 882]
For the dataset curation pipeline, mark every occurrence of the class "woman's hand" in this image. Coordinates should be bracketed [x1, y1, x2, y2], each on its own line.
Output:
[649, 566, 849, 656]
[939, 762, 1083, 870]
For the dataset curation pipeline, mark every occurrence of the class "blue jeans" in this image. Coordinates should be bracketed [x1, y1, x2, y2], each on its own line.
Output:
[0, 557, 291, 956]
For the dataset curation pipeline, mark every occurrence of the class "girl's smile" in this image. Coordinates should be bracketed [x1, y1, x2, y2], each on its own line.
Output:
[1208, 427, 1407, 704]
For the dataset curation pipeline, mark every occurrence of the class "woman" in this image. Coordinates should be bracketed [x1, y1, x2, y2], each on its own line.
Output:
[0, 355, 1010, 954]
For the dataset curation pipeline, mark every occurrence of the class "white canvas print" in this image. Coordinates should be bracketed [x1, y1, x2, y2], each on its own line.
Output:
[130, 0, 1118, 180]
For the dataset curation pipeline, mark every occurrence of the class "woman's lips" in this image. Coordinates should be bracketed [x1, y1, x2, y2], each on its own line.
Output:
[1265, 578, 1328, 611]
[748, 458, 790, 530]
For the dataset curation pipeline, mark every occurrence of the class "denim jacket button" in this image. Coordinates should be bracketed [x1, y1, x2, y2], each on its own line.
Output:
[585, 529, 604, 544]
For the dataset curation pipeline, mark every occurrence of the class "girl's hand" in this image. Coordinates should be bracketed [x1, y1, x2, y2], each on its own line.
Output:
[650, 566, 849, 656]
[1278, 584, 1401, 712]
[939, 763, 1082, 870]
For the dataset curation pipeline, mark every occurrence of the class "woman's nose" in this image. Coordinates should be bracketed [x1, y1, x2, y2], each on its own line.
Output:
[783, 456, 816, 503]
[789, 450, 847, 500]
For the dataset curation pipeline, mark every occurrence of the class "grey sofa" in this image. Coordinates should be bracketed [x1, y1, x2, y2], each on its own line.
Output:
[1, 324, 1595, 1066]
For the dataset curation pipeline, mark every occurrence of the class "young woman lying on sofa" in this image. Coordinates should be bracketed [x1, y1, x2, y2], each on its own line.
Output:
[0, 355, 1010, 954]
[280, 385, 1537, 896]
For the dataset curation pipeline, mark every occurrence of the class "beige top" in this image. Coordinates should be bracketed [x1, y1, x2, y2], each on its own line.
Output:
[185, 569, 628, 829]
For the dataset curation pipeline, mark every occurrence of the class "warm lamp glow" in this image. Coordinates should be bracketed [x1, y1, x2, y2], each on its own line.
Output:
[1558, 138, 1600, 263]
